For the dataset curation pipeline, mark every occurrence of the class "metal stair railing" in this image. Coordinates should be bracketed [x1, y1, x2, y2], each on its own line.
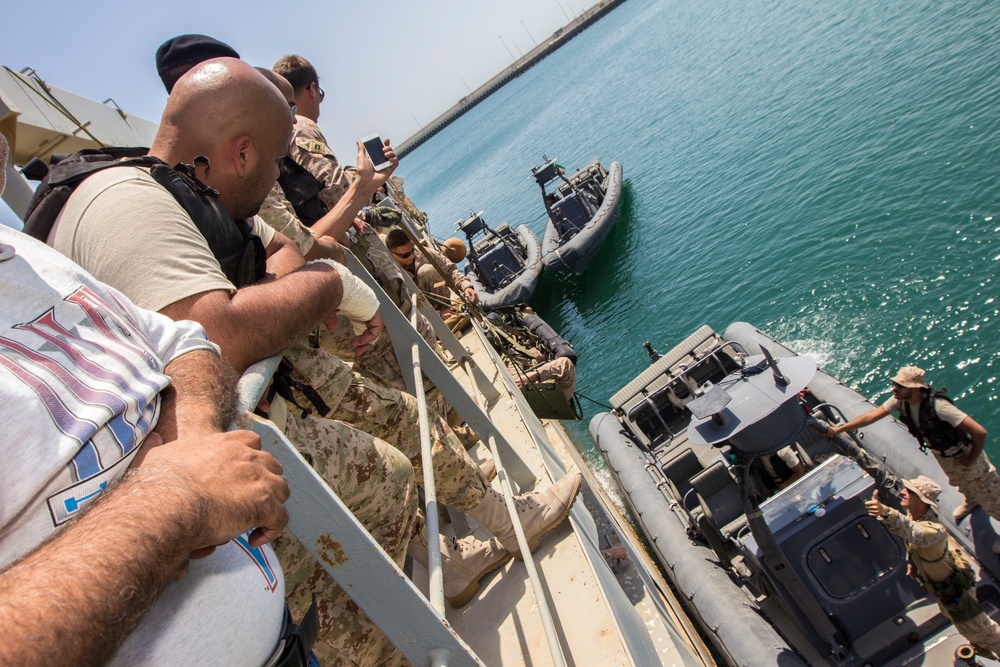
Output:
[343, 251, 537, 489]
[235, 354, 483, 667]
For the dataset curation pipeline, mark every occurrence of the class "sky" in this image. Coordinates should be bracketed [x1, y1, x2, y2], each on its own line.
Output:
[0, 0, 588, 228]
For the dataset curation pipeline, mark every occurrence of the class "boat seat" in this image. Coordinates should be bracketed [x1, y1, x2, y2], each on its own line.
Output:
[661, 448, 704, 512]
[690, 461, 746, 538]
[549, 196, 589, 236]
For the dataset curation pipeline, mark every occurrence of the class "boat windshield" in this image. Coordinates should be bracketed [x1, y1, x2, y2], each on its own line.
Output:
[758, 455, 870, 533]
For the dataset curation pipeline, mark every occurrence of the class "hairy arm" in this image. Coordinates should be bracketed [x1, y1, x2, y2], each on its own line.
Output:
[310, 141, 398, 244]
[0, 430, 288, 667]
[160, 262, 343, 374]
[262, 230, 306, 280]
[153, 348, 239, 442]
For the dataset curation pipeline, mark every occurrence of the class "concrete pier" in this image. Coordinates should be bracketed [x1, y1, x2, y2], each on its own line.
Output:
[397, 0, 626, 158]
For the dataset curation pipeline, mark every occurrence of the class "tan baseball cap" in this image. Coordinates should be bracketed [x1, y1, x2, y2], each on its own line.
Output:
[903, 475, 941, 507]
[891, 366, 928, 389]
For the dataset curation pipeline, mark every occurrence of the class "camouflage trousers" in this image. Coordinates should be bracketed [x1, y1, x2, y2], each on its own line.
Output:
[508, 356, 577, 401]
[320, 313, 435, 393]
[936, 451, 1000, 521]
[285, 341, 487, 511]
[952, 610, 1000, 658]
[276, 412, 418, 666]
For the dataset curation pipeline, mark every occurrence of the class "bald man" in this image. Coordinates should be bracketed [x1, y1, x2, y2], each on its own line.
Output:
[46, 58, 419, 666]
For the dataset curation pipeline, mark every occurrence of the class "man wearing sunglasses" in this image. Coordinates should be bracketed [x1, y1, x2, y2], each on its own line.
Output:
[385, 229, 479, 330]
[827, 366, 1000, 551]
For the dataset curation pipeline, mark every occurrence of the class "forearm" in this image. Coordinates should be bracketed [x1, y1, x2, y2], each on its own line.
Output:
[304, 235, 347, 262]
[311, 181, 375, 243]
[154, 349, 239, 442]
[263, 232, 307, 280]
[833, 409, 885, 433]
[170, 264, 343, 373]
[0, 468, 203, 667]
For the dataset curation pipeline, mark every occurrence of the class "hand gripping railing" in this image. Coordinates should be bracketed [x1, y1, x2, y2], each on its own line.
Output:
[235, 354, 483, 667]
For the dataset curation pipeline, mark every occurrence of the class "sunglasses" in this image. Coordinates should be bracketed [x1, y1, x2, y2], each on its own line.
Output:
[891, 381, 905, 389]
[392, 249, 415, 260]
[314, 82, 325, 102]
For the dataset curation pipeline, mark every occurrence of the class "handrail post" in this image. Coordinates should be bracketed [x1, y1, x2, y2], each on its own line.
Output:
[411, 293, 446, 615]
[462, 360, 568, 667]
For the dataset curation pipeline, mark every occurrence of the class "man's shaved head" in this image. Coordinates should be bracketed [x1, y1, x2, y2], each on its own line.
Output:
[256, 67, 296, 110]
[151, 58, 292, 219]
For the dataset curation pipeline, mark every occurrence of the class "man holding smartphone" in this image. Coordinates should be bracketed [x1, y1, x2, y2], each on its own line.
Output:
[273, 54, 397, 243]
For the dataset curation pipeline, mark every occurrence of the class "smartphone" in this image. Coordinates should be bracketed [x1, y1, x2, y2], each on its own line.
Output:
[361, 134, 392, 172]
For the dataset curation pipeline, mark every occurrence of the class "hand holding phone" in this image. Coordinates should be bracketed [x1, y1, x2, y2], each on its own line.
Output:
[361, 134, 392, 172]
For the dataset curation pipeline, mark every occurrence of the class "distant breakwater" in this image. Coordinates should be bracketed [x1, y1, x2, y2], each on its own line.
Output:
[397, 0, 626, 158]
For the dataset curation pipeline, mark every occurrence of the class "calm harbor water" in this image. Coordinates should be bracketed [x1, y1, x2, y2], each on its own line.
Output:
[399, 0, 1000, 468]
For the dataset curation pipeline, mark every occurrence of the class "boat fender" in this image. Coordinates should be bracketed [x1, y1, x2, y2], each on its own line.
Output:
[523, 313, 577, 364]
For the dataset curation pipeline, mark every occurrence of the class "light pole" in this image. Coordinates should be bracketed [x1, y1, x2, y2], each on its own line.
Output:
[461, 78, 473, 95]
[498, 35, 516, 64]
[512, 39, 525, 58]
[554, 0, 571, 22]
[520, 20, 537, 47]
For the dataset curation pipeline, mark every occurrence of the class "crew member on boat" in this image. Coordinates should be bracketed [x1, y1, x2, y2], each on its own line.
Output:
[385, 228, 479, 329]
[827, 366, 1000, 552]
[866, 476, 1000, 658]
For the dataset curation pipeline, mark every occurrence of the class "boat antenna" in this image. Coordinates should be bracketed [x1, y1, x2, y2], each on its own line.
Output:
[760, 344, 788, 387]
[642, 341, 660, 365]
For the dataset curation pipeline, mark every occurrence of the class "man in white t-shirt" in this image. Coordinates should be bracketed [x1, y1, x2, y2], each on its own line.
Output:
[0, 144, 291, 666]
[827, 365, 1000, 552]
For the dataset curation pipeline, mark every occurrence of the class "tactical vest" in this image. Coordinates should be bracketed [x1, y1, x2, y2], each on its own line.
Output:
[22, 147, 265, 289]
[897, 389, 971, 456]
[277, 156, 328, 226]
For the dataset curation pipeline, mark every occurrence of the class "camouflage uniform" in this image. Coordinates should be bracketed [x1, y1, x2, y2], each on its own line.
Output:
[284, 340, 487, 512]
[405, 248, 472, 320]
[275, 412, 417, 667]
[258, 184, 317, 256]
[290, 116, 352, 211]
[511, 356, 577, 402]
[507, 351, 577, 401]
[880, 507, 1000, 657]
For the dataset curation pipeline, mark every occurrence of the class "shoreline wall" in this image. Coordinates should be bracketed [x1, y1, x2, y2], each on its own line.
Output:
[397, 0, 627, 158]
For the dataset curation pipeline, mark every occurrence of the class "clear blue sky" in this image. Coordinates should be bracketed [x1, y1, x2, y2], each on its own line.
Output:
[0, 0, 587, 228]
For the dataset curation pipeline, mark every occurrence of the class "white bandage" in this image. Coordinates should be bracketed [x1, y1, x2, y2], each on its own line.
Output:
[309, 259, 379, 334]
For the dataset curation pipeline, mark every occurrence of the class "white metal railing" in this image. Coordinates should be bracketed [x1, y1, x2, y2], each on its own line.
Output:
[235, 354, 483, 667]
[409, 292, 446, 615]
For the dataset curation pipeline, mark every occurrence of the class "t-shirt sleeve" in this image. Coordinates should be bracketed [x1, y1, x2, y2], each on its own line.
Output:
[54, 169, 235, 313]
[881, 396, 901, 413]
[251, 215, 276, 249]
[933, 398, 968, 427]
[101, 282, 221, 364]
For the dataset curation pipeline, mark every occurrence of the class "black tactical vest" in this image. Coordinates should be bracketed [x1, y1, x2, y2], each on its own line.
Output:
[277, 156, 328, 227]
[897, 389, 971, 455]
[22, 147, 265, 289]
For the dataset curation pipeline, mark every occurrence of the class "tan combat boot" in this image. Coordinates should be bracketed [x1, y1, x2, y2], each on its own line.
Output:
[953, 496, 979, 523]
[468, 472, 583, 558]
[408, 528, 511, 608]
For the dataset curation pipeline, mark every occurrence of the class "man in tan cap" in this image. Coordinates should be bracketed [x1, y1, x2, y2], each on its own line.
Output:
[828, 366, 1000, 549]
[867, 477, 1000, 658]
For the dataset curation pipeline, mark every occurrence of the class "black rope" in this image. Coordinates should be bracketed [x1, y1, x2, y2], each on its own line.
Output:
[574, 390, 612, 410]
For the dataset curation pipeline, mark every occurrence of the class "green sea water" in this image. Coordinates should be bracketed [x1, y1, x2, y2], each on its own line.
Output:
[398, 0, 1000, 468]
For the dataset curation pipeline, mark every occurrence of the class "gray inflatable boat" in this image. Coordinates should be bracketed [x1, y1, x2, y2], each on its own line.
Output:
[590, 322, 1000, 666]
[531, 158, 623, 274]
[457, 211, 543, 309]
